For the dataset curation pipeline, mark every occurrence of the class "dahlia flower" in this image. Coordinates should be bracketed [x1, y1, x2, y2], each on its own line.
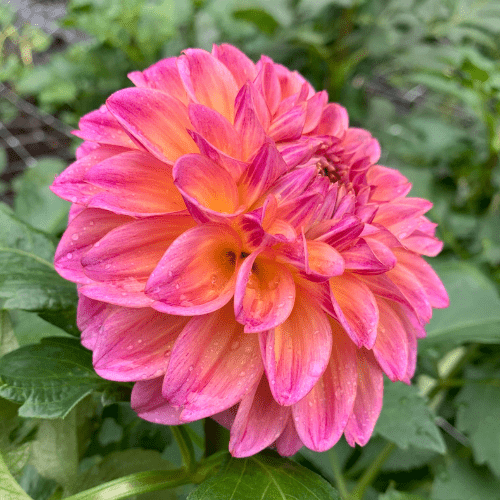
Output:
[51, 44, 448, 457]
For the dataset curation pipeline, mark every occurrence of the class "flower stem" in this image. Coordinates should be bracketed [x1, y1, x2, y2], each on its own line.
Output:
[348, 442, 396, 500]
[171, 425, 196, 474]
[328, 448, 350, 500]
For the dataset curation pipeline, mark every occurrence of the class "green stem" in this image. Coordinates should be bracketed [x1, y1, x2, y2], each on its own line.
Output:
[63, 469, 191, 500]
[348, 442, 396, 500]
[328, 448, 350, 500]
[171, 425, 196, 474]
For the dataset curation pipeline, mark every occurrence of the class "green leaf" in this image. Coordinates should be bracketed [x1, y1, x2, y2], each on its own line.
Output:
[16, 464, 58, 500]
[422, 261, 500, 346]
[0, 204, 78, 335]
[13, 157, 70, 235]
[432, 456, 500, 500]
[379, 490, 427, 500]
[1, 311, 19, 357]
[0, 449, 32, 500]
[456, 384, 500, 475]
[0, 337, 110, 418]
[188, 451, 341, 500]
[375, 382, 446, 453]
[72, 449, 177, 500]
[233, 8, 280, 35]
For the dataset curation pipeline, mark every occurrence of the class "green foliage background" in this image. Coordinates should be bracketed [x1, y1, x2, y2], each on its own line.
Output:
[1, 0, 500, 499]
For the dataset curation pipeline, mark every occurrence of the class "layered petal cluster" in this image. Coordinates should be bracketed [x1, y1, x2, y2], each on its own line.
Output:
[51, 44, 448, 457]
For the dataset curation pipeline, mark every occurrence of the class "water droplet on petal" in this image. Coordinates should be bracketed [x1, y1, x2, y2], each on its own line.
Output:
[71, 233, 79, 241]
[230, 340, 241, 351]
[66, 253, 73, 260]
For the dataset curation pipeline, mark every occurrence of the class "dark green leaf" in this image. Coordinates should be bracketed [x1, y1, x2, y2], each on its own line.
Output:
[233, 9, 279, 35]
[188, 451, 341, 500]
[456, 384, 500, 475]
[375, 382, 446, 453]
[0, 204, 78, 335]
[0, 337, 109, 418]
[422, 261, 500, 346]
[432, 456, 500, 500]
[0, 311, 18, 357]
[379, 490, 427, 500]
[17, 464, 58, 500]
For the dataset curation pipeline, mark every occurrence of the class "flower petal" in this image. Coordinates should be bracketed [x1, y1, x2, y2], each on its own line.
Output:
[212, 43, 258, 88]
[343, 349, 384, 447]
[54, 208, 132, 284]
[85, 150, 185, 215]
[131, 377, 183, 425]
[162, 305, 263, 420]
[146, 224, 241, 315]
[77, 295, 114, 350]
[93, 308, 190, 381]
[276, 417, 304, 456]
[306, 240, 345, 280]
[329, 273, 379, 348]
[234, 252, 296, 333]
[293, 320, 357, 451]
[106, 88, 198, 163]
[260, 291, 332, 405]
[372, 298, 409, 381]
[173, 154, 240, 216]
[229, 376, 289, 457]
[177, 49, 239, 122]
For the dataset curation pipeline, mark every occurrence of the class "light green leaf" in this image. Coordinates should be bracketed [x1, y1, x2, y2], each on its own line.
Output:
[16, 464, 58, 500]
[0, 337, 110, 418]
[0, 204, 78, 335]
[432, 456, 500, 500]
[379, 490, 427, 500]
[13, 157, 70, 235]
[72, 449, 177, 500]
[422, 261, 500, 346]
[375, 382, 446, 453]
[456, 384, 500, 476]
[187, 451, 341, 500]
[1, 311, 19, 357]
[0, 449, 32, 500]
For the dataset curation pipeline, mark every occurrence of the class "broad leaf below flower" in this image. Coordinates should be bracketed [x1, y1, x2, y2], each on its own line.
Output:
[187, 451, 341, 500]
[0, 337, 113, 418]
[374, 381, 445, 453]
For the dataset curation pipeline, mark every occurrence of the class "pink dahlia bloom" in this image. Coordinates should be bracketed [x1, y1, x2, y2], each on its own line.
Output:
[51, 44, 448, 457]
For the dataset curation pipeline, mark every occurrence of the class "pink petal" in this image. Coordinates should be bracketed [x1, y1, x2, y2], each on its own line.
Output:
[312, 103, 349, 138]
[106, 88, 198, 163]
[211, 405, 238, 430]
[234, 82, 270, 158]
[277, 138, 323, 170]
[162, 305, 263, 420]
[173, 154, 240, 216]
[131, 377, 183, 425]
[268, 103, 307, 142]
[78, 283, 153, 308]
[128, 57, 189, 104]
[145, 224, 241, 315]
[73, 105, 137, 148]
[85, 150, 185, 215]
[306, 240, 345, 280]
[238, 140, 288, 208]
[93, 308, 190, 381]
[212, 43, 258, 88]
[268, 166, 317, 204]
[77, 295, 114, 350]
[229, 376, 289, 457]
[177, 49, 239, 122]
[367, 165, 412, 202]
[386, 263, 432, 323]
[81, 214, 194, 283]
[293, 320, 357, 451]
[344, 349, 384, 447]
[372, 298, 409, 381]
[303, 91, 328, 134]
[402, 230, 443, 257]
[313, 215, 364, 250]
[254, 60, 281, 116]
[341, 239, 394, 274]
[259, 292, 332, 405]
[329, 273, 379, 348]
[276, 417, 304, 456]
[394, 249, 449, 308]
[55, 208, 132, 284]
[276, 192, 323, 231]
[188, 104, 243, 160]
[234, 251, 296, 333]
[51, 145, 128, 204]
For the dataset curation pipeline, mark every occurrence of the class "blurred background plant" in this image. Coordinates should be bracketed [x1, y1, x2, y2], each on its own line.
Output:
[1, 1, 500, 499]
